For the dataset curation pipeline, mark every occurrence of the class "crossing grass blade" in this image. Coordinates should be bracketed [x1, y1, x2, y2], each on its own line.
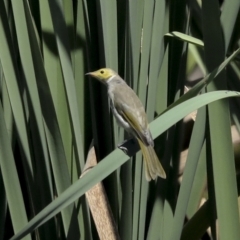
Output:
[10, 90, 240, 240]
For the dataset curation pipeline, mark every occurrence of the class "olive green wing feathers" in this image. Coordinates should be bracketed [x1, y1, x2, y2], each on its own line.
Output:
[112, 85, 154, 146]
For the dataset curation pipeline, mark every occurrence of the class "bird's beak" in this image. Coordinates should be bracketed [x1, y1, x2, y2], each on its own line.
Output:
[85, 71, 97, 77]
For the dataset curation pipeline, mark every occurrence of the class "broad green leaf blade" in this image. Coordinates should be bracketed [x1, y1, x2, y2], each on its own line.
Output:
[169, 107, 206, 240]
[138, 0, 154, 105]
[119, 159, 133, 240]
[96, 0, 120, 223]
[186, 142, 207, 218]
[25, 2, 81, 237]
[161, 48, 240, 114]
[188, 44, 206, 75]
[203, 0, 240, 239]
[10, 149, 129, 240]
[131, 1, 153, 238]
[62, 0, 74, 63]
[147, 0, 166, 118]
[97, 0, 118, 70]
[142, 1, 167, 239]
[48, 0, 85, 170]
[74, 0, 89, 152]
[10, 90, 240, 240]
[0, 104, 31, 240]
[181, 201, 210, 240]
[208, 105, 240, 240]
[135, 2, 155, 240]
[147, 44, 169, 240]
[132, 151, 143, 240]
[0, 172, 7, 240]
[146, 181, 165, 240]
[165, 31, 204, 47]
[0, 3, 39, 227]
[151, 90, 240, 139]
[166, 15, 192, 239]
[12, 0, 53, 202]
[0, 0, 33, 177]
[128, 0, 143, 91]
[74, 1, 93, 237]
[162, 202, 174, 240]
[221, 0, 240, 52]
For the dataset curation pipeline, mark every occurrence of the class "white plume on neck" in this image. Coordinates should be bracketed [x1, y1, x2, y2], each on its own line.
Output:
[107, 75, 116, 83]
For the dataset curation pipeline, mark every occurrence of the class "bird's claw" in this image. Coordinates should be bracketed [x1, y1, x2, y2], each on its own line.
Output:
[117, 138, 140, 157]
[118, 145, 129, 154]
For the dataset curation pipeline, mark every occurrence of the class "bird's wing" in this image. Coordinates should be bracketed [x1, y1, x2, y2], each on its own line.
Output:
[113, 86, 154, 146]
[118, 106, 153, 146]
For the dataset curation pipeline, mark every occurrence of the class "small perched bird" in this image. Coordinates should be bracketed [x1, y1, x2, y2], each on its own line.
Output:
[86, 68, 166, 181]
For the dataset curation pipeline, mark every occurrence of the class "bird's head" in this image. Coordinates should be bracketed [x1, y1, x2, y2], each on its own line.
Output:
[86, 68, 118, 84]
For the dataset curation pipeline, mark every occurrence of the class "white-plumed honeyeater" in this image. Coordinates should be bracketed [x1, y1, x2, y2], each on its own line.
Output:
[86, 68, 166, 181]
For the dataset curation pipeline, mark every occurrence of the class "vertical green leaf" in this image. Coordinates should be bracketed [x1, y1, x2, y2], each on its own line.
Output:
[0, 103, 31, 240]
[202, 0, 240, 239]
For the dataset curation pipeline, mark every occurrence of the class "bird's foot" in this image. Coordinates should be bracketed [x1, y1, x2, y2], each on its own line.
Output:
[117, 138, 140, 157]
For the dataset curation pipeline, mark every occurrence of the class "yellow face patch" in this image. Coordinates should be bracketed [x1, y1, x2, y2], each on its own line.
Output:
[86, 68, 117, 82]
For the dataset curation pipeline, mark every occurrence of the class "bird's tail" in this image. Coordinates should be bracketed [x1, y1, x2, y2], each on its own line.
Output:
[138, 140, 166, 181]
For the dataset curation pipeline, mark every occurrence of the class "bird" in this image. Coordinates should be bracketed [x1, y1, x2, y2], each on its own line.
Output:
[86, 68, 166, 181]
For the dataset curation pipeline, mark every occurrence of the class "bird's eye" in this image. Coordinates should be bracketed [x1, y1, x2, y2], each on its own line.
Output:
[100, 70, 104, 74]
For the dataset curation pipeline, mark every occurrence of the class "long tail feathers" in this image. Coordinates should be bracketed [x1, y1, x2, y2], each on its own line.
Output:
[138, 140, 166, 181]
